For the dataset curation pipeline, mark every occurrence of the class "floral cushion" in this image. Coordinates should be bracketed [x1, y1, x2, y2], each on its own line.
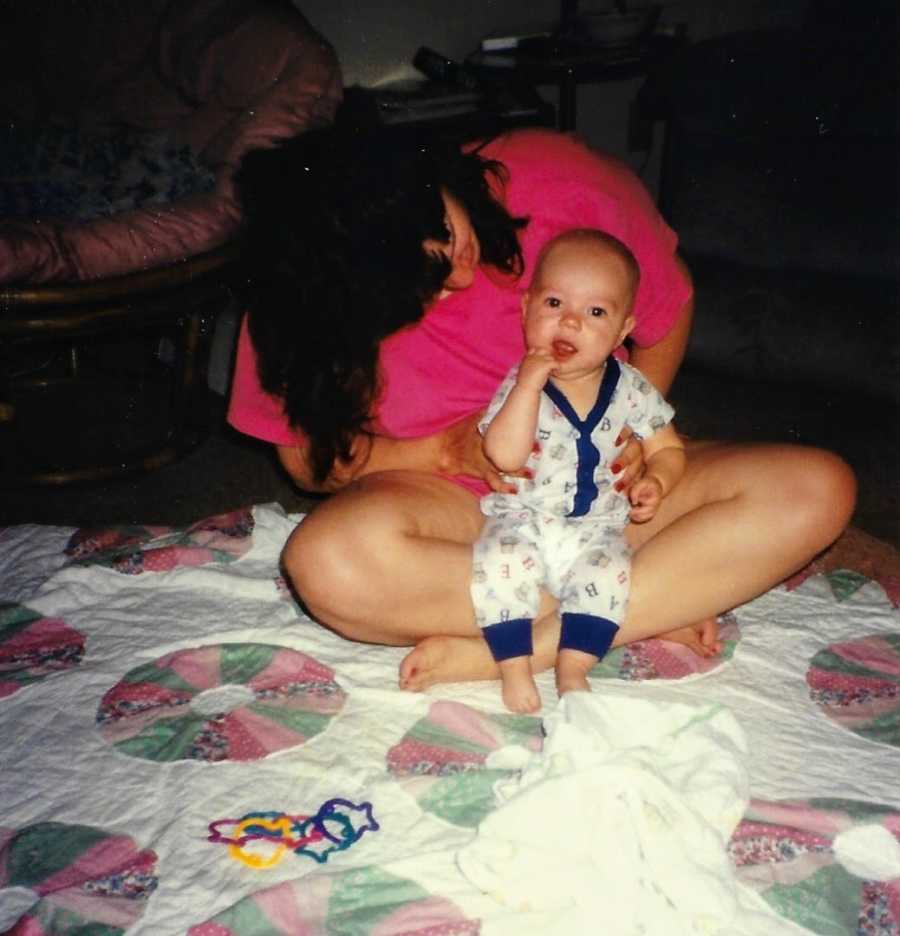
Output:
[0, 122, 215, 223]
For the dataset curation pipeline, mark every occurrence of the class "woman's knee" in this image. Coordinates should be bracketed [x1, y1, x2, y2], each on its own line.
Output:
[280, 513, 370, 621]
[768, 446, 857, 544]
[684, 440, 857, 551]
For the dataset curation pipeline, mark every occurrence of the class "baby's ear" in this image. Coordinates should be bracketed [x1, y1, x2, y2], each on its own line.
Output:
[617, 314, 637, 345]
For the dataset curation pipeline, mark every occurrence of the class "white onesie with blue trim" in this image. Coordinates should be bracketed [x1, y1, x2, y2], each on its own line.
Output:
[471, 357, 674, 661]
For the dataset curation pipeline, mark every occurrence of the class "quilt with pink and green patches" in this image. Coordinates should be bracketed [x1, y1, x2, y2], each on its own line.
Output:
[0, 503, 898, 935]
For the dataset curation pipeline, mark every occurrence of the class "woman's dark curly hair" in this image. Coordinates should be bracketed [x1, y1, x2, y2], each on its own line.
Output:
[234, 117, 528, 483]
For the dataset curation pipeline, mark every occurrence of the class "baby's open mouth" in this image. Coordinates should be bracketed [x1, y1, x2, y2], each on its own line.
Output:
[552, 340, 577, 360]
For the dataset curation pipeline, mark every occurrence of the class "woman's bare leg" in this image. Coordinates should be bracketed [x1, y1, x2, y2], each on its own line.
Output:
[283, 441, 856, 689]
[283, 471, 487, 645]
[283, 471, 560, 680]
[618, 441, 855, 644]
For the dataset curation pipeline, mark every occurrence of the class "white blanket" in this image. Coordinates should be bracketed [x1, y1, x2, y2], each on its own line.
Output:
[0, 503, 898, 936]
[458, 691, 806, 935]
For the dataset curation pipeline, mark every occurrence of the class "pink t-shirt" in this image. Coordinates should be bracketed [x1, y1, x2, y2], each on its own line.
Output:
[227, 128, 691, 491]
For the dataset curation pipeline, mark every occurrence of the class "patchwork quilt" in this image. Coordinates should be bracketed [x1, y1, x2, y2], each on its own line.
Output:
[1, 503, 898, 934]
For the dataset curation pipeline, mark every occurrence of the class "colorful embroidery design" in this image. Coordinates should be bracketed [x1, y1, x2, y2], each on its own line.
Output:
[590, 611, 740, 681]
[786, 565, 900, 609]
[0, 602, 85, 698]
[187, 865, 480, 935]
[730, 798, 900, 934]
[387, 700, 542, 827]
[0, 821, 157, 935]
[97, 643, 346, 762]
[807, 633, 900, 747]
[64, 508, 254, 574]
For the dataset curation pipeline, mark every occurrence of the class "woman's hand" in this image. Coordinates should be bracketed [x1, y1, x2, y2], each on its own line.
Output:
[613, 426, 645, 494]
[435, 412, 519, 494]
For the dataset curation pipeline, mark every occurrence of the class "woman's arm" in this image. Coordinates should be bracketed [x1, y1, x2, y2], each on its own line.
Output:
[614, 255, 693, 488]
[627, 255, 694, 396]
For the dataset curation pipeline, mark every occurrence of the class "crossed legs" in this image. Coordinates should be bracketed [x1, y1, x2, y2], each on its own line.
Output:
[283, 441, 856, 690]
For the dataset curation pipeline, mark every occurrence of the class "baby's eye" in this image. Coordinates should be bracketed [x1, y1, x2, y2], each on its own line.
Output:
[545, 296, 561, 308]
[589, 306, 607, 317]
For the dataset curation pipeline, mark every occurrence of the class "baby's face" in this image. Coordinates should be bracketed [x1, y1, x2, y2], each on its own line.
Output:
[522, 240, 636, 382]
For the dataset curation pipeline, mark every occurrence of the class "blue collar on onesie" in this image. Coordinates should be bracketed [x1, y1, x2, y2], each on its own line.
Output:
[542, 357, 621, 518]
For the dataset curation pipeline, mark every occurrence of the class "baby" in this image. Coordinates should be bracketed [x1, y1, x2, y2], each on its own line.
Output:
[471, 228, 686, 712]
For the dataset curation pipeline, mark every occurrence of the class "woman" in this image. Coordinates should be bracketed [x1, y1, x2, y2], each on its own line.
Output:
[228, 119, 856, 690]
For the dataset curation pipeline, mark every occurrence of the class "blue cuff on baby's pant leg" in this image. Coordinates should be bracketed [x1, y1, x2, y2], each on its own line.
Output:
[559, 613, 619, 659]
[482, 618, 533, 661]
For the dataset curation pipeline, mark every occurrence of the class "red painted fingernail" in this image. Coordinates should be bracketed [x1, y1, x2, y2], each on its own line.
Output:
[614, 481, 624, 492]
[523, 469, 534, 479]
[614, 434, 623, 445]
[611, 462, 622, 474]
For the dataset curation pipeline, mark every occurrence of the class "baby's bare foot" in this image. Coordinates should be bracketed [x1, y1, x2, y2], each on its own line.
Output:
[498, 656, 541, 713]
[398, 635, 500, 692]
[555, 648, 598, 697]
[658, 617, 722, 658]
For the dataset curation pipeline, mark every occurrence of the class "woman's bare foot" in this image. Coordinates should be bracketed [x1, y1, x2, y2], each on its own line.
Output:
[498, 656, 541, 713]
[398, 634, 500, 691]
[397, 616, 723, 692]
[656, 617, 722, 658]
[555, 648, 598, 696]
